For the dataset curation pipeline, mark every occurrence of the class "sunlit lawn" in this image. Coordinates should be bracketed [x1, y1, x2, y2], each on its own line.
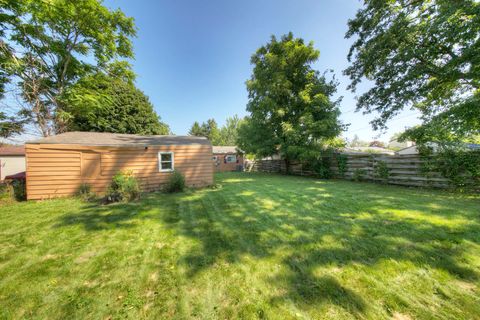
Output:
[0, 172, 479, 319]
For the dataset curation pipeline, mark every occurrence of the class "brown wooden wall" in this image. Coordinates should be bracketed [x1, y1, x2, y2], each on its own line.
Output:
[246, 153, 466, 189]
[213, 153, 244, 172]
[25, 143, 214, 200]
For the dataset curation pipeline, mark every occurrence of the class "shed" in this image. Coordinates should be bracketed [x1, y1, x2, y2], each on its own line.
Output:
[0, 146, 26, 181]
[212, 146, 244, 172]
[25, 132, 213, 200]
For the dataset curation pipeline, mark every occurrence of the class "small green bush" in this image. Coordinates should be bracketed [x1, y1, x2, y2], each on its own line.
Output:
[105, 170, 140, 203]
[336, 154, 348, 178]
[10, 179, 26, 201]
[304, 156, 332, 179]
[353, 168, 366, 182]
[77, 183, 95, 201]
[374, 160, 390, 182]
[164, 170, 185, 193]
[420, 146, 480, 191]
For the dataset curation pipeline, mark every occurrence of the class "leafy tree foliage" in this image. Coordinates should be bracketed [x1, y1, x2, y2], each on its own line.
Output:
[348, 134, 369, 148]
[0, 112, 25, 138]
[238, 33, 344, 165]
[62, 72, 170, 135]
[369, 141, 386, 148]
[188, 121, 204, 136]
[219, 115, 244, 146]
[188, 118, 221, 144]
[188, 115, 245, 146]
[0, 0, 135, 136]
[345, 0, 480, 143]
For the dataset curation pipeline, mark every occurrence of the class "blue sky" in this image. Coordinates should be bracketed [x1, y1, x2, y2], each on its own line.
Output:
[104, 0, 421, 141]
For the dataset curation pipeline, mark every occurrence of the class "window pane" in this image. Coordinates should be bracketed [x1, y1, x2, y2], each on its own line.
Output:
[161, 161, 172, 170]
[161, 153, 172, 161]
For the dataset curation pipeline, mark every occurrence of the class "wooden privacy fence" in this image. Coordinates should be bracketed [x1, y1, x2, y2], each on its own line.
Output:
[246, 153, 456, 188]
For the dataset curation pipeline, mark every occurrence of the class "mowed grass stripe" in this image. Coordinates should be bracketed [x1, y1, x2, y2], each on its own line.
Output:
[0, 172, 479, 319]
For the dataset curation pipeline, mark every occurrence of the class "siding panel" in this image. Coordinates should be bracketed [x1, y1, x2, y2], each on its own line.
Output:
[26, 144, 213, 200]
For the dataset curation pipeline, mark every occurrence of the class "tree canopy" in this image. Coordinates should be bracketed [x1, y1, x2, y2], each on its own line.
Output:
[0, 112, 25, 138]
[237, 33, 344, 162]
[345, 0, 480, 143]
[0, 0, 136, 136]
[188, 115, 245, 146]
[219, 115, 244, 146]
[61, 71, 170, 135]
[188, 118, 221, 144]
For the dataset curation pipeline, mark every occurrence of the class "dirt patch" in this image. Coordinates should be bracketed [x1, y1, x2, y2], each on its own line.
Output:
[149, 272, 158, 282]
[454, 280, 477, 292]
[41, 254, 60, 261]
[392, 312, 412, 320]
[74, 251, 97, 264]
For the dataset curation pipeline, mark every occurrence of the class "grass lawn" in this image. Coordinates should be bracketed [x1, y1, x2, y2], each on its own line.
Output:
[0, 173, 479, 319]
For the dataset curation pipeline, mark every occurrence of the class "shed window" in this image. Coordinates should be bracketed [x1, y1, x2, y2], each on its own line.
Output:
[225, 155, 237, 163]
[159, 152, 174, 171]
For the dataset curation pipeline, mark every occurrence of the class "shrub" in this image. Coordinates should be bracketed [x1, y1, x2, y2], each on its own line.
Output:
[164, 170, 185, 193]
[303, 156, 333, 179]
[105, 170, 140, 203]
[336, 154, 348, 178]
[77, 183, 95, 201]
[353, 168, 366, 182]
[12, 180, 26, 201]
[8, 179, 27, 201]
[420, 146, 480, 191]
[374, 160, 390, 182]
[437, 150, 480, 190]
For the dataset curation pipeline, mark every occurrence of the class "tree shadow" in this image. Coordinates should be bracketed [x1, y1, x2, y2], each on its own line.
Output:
[54, 172, 480, 316]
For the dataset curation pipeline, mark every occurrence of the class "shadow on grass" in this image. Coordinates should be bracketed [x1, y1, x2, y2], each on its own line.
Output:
[55, 172, 480, 316]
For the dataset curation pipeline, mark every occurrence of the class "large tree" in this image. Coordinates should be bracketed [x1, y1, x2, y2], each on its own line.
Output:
[345, 0, 480, 143]
[238, 33, 344, 166]
[188, 121, 204, 137]
[188, 118, 221, 144]
[188, 116, 245, 146]
[0, 0, 135, 136]
[61, 70, 170, 135]
[219, 115, 244, 146]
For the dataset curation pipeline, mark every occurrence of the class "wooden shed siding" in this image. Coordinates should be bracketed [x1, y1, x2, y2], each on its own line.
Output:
[26, 144, 213, 200]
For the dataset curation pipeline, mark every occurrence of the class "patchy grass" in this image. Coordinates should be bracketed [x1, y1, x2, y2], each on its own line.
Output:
[0, 172, 479, 319]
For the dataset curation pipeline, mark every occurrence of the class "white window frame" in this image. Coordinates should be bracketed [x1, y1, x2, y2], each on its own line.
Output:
[158, 152, 174, 172]
[225, 155, 237, 163]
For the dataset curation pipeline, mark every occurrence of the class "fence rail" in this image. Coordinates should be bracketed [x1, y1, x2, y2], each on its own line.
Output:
[246, 153, 457, 188]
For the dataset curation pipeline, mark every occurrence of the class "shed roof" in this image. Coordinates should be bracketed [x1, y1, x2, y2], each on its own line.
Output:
[212, 146, 243, 154]
[27, 132, 211, 147]
[0, 146, 25, 156]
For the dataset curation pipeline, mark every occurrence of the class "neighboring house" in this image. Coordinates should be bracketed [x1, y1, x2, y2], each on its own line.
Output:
[342, 146, 395, 155]
[395, 143, 480, 155]
[396, 145, 419, 155]
[212, 146, 244, 172]
[25, 132, 213, 200]
[388, 138, 414, 150]
[0, 146, 26, 181]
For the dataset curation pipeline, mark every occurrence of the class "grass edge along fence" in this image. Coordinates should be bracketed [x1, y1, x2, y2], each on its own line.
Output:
[246, 152, 479, 190]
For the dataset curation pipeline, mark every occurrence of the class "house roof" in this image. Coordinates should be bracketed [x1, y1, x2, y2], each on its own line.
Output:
[0, 146, 25, 156]
[27, 132, 211, 147]
[342, 146, 395, 155]
[395, 145, 418, 153]
[212, 146, 243, 154]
